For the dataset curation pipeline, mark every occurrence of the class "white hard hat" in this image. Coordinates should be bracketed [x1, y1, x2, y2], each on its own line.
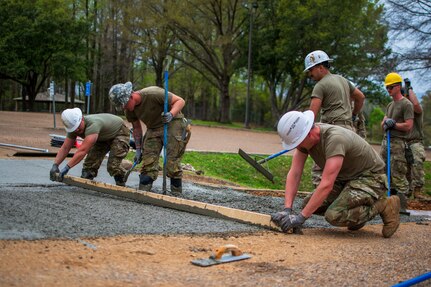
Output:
[304, 50, 333, 72]
[277, 110, 314, 150]
[61, 108, 82, 132]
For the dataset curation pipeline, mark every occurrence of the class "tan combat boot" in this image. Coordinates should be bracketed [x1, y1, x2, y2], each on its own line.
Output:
[374, 196, 400, 238]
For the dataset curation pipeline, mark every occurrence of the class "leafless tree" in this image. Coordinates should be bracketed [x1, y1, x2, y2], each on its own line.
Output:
[386, 0, 431, 76]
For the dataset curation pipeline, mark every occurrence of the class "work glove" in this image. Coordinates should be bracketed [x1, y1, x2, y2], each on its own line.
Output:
[58, 165, 71, 182]
[280, 213, 307, 233]
[161, 112, 173, 123]
[270, 208, 292, 227]
[50, 163, 59, 181]
[384, 118, 396, 131]
[134, 148, 143, 164]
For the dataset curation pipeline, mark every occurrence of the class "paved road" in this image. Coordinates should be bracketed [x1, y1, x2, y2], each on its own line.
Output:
[187, 126, 284, 155]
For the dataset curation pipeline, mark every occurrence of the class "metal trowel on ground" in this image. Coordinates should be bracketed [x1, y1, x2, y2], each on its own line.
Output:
[191, 244, 251, 267]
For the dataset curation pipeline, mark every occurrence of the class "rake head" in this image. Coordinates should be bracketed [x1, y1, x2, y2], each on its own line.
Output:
[238, 148, 274, 183]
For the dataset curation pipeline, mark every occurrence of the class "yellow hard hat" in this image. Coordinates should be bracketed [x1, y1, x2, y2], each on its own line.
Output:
[384, 72, 402, 86]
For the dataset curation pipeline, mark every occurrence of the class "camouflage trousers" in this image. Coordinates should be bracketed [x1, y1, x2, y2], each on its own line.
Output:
[380, 136, 409, 194]
[82, 125, 130, 178]
[353, 112, 367, 139]
[312, 123, 354, 187]
[303, 171, 387, 227]
[406, 140, 425, 192]
[140, 118, 191, 180]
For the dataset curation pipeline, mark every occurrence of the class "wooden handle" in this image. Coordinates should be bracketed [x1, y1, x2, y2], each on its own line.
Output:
[212, 244, 243, 260]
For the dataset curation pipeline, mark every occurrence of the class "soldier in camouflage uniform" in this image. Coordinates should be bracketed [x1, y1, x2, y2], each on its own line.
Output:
[404, 85, 426, 198]
[380, 73, 414, 211]
[49, 108, 130, 186]
[303, 50, 366, 186]
[271, 110, 400, 238]
[109, 82, 191, 194]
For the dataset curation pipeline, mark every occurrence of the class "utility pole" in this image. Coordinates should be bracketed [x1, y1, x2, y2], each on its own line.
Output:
[244, 1, 258, 129]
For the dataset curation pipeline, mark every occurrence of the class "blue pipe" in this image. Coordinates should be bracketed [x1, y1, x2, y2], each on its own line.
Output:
[392, 271, 431, 287]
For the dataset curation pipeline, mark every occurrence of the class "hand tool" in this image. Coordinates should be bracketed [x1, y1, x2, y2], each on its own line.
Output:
[387, 130, 391, 197]
[162, 70, 168, 194]
[238, 148, 290, 182]
[162, 57, 172, 194]
[123, 160, 138, 184]
[191, 244, 251, 267]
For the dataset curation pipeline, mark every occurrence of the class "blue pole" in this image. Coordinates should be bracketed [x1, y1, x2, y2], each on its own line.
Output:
[387, 130, 391, 197]
[85, 81, 91, 115]
[162, 71, 168, 194]
[392, 271, 431, 287]
[258, 149, 290, 164]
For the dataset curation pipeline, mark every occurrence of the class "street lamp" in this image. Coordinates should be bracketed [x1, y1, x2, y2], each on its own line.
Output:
[244, 1, 258, 129]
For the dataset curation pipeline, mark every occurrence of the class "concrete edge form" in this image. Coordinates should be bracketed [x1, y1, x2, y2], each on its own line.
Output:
[62, 175, 282, 232]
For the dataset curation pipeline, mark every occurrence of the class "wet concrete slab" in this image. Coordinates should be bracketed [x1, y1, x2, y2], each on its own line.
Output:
[0, 159, 428, 240]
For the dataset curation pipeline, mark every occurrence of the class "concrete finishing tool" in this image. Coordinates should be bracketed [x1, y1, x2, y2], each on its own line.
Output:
[191, 244, 251, 267]
[238, 148, 290, 183]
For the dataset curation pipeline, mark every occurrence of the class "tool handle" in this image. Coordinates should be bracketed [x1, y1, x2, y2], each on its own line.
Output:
[123, 160, 138, 183]
[211, 244, 243, 260]
[257, 149, 290, 164]
[387, 130, 391, 197]
[163, 70, 169, 194]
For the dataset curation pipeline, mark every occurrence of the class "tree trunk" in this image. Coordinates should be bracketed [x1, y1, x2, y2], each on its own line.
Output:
[64, 74, 69, 106]
[21, 85, 27, 112]
[26, 71, 39, 112]
[219, 75, 231, 123]
[268, 81, 279, 122]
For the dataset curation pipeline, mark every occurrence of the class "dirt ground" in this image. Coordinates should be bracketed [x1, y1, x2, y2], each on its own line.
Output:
[1, 111, 430, 286]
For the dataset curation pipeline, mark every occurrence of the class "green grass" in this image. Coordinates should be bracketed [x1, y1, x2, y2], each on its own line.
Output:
[182, 151, 311, 190]
[424, 162, 431, 195]
[126, 150, 313, 191]
[128, 150, 430, 193]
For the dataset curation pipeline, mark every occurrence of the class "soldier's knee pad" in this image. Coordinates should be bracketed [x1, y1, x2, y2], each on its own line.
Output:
[324, 210, 344, 226]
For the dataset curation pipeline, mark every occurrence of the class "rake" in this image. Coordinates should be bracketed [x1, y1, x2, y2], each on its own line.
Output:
[238, 148, 290, 183]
